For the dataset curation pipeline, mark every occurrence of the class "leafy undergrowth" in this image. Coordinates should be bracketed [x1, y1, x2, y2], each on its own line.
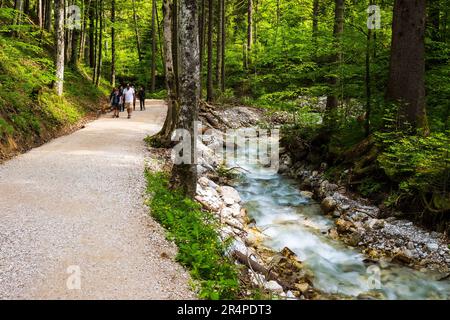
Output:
[0, 29, 108, 160]
[145, 171, 240, 300]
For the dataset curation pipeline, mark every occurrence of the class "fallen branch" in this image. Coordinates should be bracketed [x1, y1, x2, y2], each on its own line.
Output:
[222, 166, 250, 174]
[231, 250, 290, 290]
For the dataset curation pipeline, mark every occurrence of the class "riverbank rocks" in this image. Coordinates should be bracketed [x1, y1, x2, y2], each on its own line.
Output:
[336, 218, 355, 234]
[218, 186, 241, 205]
[265, 281, 284, 293]
[194, 167, 309, 299]
[321, 197, 337, 214]
[282, 157, 450, 273]
[278, 154, 293, 174]
[300, 191, 314, 199]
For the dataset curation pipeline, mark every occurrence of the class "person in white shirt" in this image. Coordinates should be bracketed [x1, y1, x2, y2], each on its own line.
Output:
[122, 83, 136, 119]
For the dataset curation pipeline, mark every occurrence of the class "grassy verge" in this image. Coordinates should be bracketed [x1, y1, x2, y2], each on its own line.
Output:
[0, 31, 109, 160]
[145, 170, 240, 300]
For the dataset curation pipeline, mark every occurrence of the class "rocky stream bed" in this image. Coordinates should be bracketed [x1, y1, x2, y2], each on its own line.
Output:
[167, 105, 450, 299]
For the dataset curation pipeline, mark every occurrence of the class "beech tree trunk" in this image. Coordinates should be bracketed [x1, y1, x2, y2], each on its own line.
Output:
[45, 0, 51, 31]
[155, 3, 165, 77]
[95, 0, 103, 86]
[365, 27, 372, 137]
[70, 22, 80, 68]
[92, 0, 98, 82]
[151, 0, 157, 92]
[110, 0, 116, 86]
[386, 0, 428, 133]
[79, 0, 90, 61]
[38, 0, 43, 28]
[215, 0, 222, 88]
[325, 0, 344, 111]
[54, 0, 65, 96]
[220, 0, 225, 92]
[170, 0, 200, 197]
[246, 0, 252, 66]
[132, 0, 142, 62]
[312, 0, 319, 49]
[89, 0, 95, 67]
[65, 2, 71, 64]
[198, 0, 205, 98]
[172, 0, 179, 96]
[155, 0, 179, 146]
[24, 0, 29, 14]
[206, 0, 213, 101]
[14, 0, 24, 25]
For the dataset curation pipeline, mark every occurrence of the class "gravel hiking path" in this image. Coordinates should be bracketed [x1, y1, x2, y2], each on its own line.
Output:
[0, 100, 195, 300]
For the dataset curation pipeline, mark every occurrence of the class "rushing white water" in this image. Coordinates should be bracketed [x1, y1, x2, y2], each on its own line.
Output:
[228, 141, 450, 300]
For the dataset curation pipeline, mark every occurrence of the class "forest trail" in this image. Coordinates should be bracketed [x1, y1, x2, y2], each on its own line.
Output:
[0, 100, 195, 300]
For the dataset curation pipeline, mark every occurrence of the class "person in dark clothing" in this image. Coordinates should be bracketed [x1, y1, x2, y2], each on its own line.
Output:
[132, 85, 137, 111]
[118, 85, 124, 112]
[138, 86, 146, 111]
[110, 88, 121, 118]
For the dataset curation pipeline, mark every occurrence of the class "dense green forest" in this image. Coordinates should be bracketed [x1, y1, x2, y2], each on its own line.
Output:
[1, 1, 449, 224]
[0, 0, 449, 301]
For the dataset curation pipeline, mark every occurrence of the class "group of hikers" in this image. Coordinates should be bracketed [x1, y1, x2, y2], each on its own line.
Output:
[109, 84, 146, 119]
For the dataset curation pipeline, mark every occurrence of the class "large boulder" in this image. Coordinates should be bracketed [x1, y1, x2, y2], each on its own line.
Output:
[336, 218, 354, 234]
[264, 280, 284, 293]
[321, 196, 337, 214]
[300, 191, 314, 199]
[218, 186, 241, 204]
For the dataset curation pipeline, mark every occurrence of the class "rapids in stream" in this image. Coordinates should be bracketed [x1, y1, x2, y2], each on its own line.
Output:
[228, 143, 450, 300]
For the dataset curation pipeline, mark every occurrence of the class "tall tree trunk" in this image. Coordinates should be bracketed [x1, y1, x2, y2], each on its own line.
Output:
[71, 29, 80, 68]
[38, 0, 43, 28]
[220, 0, 225, 92]
[312, 0, 319, 52]
[89, 0, 95, 67]
[95, 0, 103, 86]
[172, 0, 179, 96]
[155, 0, 179, 146]
[246, 0, 252, 66]
[70, 2, 80, 69]
[443, 3, 448, 42]
[386, 0, 428, 134]
[14, 0, 24, 25]
[151, 0, 157, 92]
[54, 0, 65, 96]
[325, 0, 344, 111]
[254, 0, 257, 45]
[215, 0, 223, 90]
[170, 0, 200, 198]
[45, 0, 52, 31]
[428, 0, 440, 41]
[132, 0, 142, 62]
[65, 1, 71, 64]
[274, 0, 279, 42]
[365, 27, 372, 137]
[155, 1, 165, 77]
[198, 0, 205, 98]
[79, 0, 88, 60]
[92, 0, 98, 82]
[110, 0, 116, 86]
[206, 0, 213, 101]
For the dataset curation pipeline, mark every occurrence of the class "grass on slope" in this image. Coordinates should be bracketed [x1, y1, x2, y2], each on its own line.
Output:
[145, 171, 240, 300]
[0, 29, 109, 159]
